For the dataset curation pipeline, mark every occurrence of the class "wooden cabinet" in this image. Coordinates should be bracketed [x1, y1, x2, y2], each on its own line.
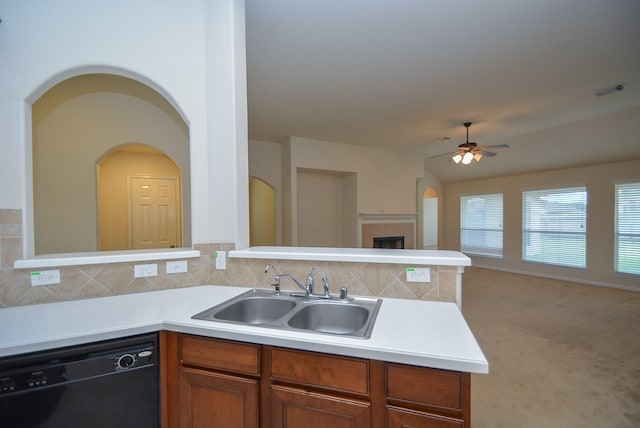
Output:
[161, 332, 470, 428]
[270, 385, 370, 428]
[386, 363, 470, 427]
[178, 368, 259, 428]
[268, 347, 372, 427]
[163, 333, 260, 428]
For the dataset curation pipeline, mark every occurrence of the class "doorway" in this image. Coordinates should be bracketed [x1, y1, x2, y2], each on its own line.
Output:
[423, 187, 439, 249]
[98, 145, 182, 250]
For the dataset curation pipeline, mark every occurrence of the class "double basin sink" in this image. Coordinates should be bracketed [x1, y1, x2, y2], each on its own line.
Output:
[192, 288, 382, 339]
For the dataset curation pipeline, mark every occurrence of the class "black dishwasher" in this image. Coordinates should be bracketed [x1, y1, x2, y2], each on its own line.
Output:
[0, 333, 159, 428]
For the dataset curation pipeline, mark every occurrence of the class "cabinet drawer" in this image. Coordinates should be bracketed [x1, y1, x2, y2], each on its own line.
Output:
[387, 406, 464, 428]
[386, 364, 463, 411]
[270, 348, 369, 395]
[180, 335, 260, 376]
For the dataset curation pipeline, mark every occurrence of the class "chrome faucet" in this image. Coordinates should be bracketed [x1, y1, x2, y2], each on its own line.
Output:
[265, 264, 334, 299]
[274, 273, 306, 293]
[305, 267, 317, 295]
[321, 276, 331, 299]
[265, 264, 309, 295]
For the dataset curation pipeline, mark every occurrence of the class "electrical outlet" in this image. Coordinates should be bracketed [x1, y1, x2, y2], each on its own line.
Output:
[406, 267, 431, 283]
[167, 260, 188, 274]
[30, 269, 61, 286]
[134, 263, 158, 278]
[215, 251, 226, 270]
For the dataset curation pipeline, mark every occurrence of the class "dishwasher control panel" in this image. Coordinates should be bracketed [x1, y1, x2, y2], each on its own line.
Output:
[0, 365, 66, 395]
[0, 334, 156, 397]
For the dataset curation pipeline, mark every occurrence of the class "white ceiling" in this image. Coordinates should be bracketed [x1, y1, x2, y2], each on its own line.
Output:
[245, 0, 640, 183]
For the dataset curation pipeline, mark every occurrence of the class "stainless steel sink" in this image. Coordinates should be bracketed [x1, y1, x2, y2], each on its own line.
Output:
[287, 302, 373, 336]
[213, 296, 296, 324]
[192, 288, 381, 338]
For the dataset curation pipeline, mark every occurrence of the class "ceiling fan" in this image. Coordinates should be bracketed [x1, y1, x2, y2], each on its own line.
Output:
[433, 122, 510, 165]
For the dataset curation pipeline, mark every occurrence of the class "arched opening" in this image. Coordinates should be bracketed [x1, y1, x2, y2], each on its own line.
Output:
[98, 145, 182, 250]
[249, 176, 276, 246]
[32, 73, 190, 255]
[423, 187, 439, 249]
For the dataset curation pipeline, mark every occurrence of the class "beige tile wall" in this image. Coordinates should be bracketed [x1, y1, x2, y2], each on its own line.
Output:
[0, 209, 458, 307]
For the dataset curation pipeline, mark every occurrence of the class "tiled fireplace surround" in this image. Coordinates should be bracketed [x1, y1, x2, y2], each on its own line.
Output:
[0, 209, 458, 308]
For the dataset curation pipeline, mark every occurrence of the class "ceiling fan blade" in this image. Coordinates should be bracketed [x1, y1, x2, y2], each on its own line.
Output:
[482, 151, 498, 157]
[481, 144, 510, 150]
[427, 151, 456, 160]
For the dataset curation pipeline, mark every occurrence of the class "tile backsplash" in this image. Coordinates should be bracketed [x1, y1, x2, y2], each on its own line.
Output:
[0, 209, 458, 307]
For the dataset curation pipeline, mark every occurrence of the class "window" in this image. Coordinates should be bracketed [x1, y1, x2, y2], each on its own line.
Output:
[523, 187, 587, 268]
[615, 182, 640, 275]
[461, 194, 503, 258]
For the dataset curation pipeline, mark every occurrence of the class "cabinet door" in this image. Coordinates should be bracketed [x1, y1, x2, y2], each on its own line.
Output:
[270, 385, 370, 428]
[387, 407, 464, 428]
[178, 367, 258, 428]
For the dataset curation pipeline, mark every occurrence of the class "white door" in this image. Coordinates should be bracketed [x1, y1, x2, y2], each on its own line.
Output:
[130, 176, 181, 249]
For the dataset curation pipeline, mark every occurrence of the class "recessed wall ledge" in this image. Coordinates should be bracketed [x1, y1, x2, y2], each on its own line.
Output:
[229, 246, 471, 267]
[13, 248, 200, 269]
[359, 213, 418, 220]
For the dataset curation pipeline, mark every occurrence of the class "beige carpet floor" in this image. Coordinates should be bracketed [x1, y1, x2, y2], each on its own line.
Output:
[461, 267, 640, 428]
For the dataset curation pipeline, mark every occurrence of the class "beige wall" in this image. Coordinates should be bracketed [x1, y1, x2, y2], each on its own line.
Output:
[32, 74, 190, 255]
[443, 159, 640, 291]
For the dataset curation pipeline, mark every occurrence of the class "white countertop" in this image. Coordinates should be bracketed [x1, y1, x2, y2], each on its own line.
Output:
[14, 248, 201, 269]
[230, 246, 472, 266]
[0, 285, 488, 374]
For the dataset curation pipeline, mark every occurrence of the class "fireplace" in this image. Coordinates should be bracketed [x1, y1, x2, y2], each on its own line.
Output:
[361, 220, 415, 249]
[373, 236, 405, 249]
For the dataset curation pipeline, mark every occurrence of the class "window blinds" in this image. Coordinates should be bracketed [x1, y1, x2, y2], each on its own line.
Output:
[461, 194, 503, 258]
[615, 182, 640, 275]
[523, 187, 587, 268]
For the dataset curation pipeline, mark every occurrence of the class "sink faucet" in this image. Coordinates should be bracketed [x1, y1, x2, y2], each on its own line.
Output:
[265, 263, 309, 294]
[321, 276, 331, 299]
[274, 273, 306, 293]
[305, 267, 317, 295]
[265, 264, 330, 298]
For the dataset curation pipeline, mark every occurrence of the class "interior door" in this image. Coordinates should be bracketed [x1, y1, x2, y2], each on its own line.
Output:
[130, 176, 181, 249]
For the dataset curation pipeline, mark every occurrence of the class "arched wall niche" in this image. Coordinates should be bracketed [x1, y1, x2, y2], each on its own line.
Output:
[249, 176, 276, 246]
[29, 67, 191, 255]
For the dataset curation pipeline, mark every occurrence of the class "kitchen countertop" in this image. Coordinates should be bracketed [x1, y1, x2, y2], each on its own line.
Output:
[0, 285, 488, 374]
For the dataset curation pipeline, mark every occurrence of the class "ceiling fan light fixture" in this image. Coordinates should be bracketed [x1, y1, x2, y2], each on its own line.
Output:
[452, 153, 463, 164]
[462, 152, 474, 164]
[473, 152, 483, 162]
